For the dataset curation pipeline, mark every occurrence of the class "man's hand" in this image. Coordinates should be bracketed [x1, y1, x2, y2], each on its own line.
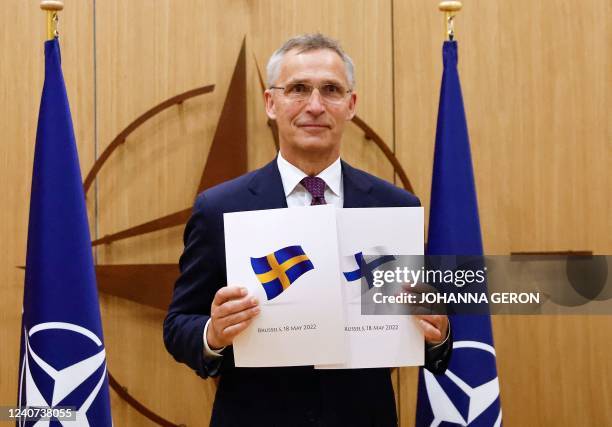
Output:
[398, 283, 449, 345]
[416, 314, 449, 345]
[207, 286, 260, 349]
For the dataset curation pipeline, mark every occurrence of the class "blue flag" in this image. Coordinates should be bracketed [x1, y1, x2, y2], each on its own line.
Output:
[415, 41, 502, 426]
[17, 39, 112, 425]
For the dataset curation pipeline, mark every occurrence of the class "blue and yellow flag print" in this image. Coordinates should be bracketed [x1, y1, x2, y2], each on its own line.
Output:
[251, 245, 314, 300]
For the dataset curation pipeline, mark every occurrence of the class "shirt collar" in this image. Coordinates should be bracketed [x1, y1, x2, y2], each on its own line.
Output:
[276, 152, 342, 197]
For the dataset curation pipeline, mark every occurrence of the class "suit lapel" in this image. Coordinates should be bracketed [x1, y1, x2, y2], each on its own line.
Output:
[247, 158, 289, 210]
[341, 160, 374, 208]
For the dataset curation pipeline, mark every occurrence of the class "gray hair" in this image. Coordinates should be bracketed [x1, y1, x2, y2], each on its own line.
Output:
[266, 33, 355, 89]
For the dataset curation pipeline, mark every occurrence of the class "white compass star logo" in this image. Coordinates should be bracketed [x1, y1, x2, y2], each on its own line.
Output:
[424, 340, 502, 427]
[18, 322, 108, 426]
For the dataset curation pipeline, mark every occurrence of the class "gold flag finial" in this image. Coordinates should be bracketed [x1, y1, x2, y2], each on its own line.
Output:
[438, 1, 462, 41]
[40, 1, 64, 40]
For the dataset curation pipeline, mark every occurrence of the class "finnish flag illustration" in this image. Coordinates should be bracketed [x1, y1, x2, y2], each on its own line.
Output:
[342, 246, 396, 289]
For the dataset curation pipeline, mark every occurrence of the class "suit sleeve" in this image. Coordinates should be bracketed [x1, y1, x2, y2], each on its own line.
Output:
[163, 194, 224, 378]
[424, 320, 453, 374]
[412, 195, 453, 374]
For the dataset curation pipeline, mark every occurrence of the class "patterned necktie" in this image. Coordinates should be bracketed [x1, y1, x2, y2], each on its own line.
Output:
[300, 176, 327, 205]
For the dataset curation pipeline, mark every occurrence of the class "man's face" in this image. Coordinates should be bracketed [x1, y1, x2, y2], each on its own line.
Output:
[264, 49, 357, 158]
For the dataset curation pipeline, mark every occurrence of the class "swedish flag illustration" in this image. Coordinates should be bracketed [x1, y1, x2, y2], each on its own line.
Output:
[251, 245, 314, 300]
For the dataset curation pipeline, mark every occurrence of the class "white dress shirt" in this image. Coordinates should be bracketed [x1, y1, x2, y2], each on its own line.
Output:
[276, 152, 343, 208]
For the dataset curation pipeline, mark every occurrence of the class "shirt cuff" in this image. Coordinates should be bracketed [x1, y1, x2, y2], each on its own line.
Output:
[203, 318, 225, 358]
[426, 319, 451, 351]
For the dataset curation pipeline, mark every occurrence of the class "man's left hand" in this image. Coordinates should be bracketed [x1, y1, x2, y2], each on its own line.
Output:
[415, 314, 449, 345]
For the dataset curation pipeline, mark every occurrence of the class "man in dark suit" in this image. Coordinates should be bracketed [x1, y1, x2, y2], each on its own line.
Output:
[164, 33, 451, 427]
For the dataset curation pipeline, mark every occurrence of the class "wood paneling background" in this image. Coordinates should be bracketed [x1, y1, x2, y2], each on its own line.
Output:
[94, 1, 248, 424]
[1, 1, 609, 425]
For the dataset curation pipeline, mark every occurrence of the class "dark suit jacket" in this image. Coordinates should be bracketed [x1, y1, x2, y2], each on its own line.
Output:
[164, 159, 452, 427]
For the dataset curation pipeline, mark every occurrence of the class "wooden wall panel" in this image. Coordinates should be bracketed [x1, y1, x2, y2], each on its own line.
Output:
[394, 1, 611, 425]
[94, 0, 248, 424]
[0, 0, 94, 409]
[393, 0, 610, 254]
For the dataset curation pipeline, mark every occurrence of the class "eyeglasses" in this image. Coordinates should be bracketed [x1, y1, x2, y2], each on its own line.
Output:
[269, 82, 352, 104]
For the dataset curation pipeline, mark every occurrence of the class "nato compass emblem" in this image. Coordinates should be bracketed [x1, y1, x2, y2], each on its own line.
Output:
[423, 341, 502, 426]
[18, 322, 108, 426]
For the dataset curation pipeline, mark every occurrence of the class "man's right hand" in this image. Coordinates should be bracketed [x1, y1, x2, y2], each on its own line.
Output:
[207, 286, 260, 350]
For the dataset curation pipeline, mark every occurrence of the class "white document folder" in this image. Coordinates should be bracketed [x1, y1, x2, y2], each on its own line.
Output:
[316, 207, 425, 369]
[224, 205, 347, 367]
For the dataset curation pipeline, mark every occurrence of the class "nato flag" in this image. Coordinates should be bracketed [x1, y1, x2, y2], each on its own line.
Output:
[415, 41, 502, 426]
[17, 39, 112, 426]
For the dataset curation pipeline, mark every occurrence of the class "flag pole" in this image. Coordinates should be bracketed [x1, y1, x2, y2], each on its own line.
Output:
[40, 0, 63, 40]
[438, 1, 462, 41]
